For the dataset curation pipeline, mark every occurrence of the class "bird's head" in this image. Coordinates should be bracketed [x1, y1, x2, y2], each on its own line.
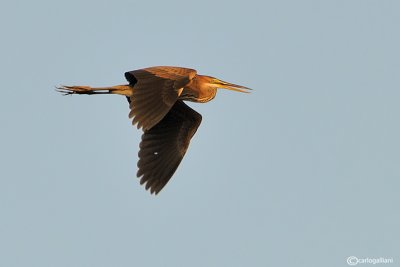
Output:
[198, 75, 252, 93]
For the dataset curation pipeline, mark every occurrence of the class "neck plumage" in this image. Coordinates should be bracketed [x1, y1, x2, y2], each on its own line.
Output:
[179, 76, 217, 103]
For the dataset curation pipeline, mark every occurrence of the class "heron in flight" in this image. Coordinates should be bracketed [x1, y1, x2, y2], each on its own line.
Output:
[58, 66, 251, 194]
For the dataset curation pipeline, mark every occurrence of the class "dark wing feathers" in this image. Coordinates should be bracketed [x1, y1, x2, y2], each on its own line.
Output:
[125, 66, 197, 130]
[124, 66, 201, 194]
[136, 100, 202, 194]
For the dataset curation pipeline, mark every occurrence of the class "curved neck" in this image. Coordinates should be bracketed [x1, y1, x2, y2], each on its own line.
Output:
[180, 76, 217, 103]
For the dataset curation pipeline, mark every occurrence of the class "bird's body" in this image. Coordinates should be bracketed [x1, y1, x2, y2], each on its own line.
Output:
[58, 66, 251, 194]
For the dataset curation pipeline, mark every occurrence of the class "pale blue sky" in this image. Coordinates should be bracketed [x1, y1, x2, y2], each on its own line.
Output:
[0, 0, 399, 266]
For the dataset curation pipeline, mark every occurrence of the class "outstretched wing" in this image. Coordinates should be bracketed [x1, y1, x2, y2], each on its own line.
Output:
[136, 100, 202, 194]
[125, 66, 197, 130]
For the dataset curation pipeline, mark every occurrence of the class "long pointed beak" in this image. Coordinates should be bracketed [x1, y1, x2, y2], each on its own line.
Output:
[216, 79, 252, 93]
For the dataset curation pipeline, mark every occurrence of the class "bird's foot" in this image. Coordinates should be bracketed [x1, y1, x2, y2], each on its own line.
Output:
[55, 85, 92, 95]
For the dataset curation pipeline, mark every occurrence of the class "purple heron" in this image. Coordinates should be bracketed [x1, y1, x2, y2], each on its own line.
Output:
[58, 66, 251, 194]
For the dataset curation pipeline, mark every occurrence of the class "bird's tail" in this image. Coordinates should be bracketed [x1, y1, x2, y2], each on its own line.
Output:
[56, 84, 132, 96]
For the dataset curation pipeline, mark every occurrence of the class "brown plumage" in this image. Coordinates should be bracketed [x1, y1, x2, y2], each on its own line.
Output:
[58, 66, 251, 194]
